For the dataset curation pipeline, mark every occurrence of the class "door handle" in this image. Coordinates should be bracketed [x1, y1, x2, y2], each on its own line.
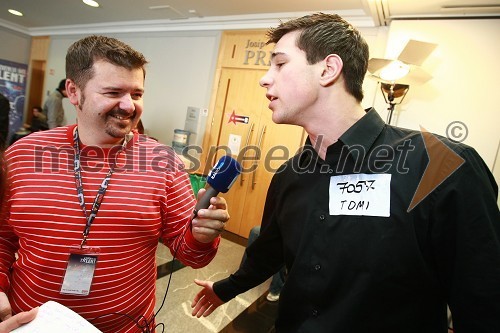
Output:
[252, 125, 266, 190]
[240, 122, 255, 186]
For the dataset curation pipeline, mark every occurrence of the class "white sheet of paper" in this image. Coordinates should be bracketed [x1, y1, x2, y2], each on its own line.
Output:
[329, 173, 391, 217]
[12, 301, 102, 333]
[228, 134, 242, 156]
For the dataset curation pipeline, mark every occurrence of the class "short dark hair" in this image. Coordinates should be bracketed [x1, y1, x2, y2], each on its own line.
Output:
[267, 13, 369, 102]
[57, 79, 66, 91]
[65, 35, 148, 90]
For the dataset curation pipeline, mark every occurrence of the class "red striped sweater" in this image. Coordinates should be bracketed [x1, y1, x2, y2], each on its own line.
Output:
[0, 125, 219, 332]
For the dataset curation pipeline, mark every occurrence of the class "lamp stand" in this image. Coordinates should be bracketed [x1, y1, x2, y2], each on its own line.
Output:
[386, 84, 396, 124]
[380, 83, 410, 125]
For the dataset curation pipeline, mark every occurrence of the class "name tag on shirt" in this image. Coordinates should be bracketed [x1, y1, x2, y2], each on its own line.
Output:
[60, 246, 99, 296]
[329, 173, 391, 217]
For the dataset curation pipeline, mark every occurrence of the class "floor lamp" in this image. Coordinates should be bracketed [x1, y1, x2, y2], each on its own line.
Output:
[380, 82, 409, 125]
[367, 39, 438, 125]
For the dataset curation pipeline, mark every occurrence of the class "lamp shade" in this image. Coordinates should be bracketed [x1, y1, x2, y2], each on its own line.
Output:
[367, 39, 437, 86]
[381, 83, 409, 98]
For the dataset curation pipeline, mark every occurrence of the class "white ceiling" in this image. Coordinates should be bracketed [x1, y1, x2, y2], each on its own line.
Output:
[1, 0, 499, 35]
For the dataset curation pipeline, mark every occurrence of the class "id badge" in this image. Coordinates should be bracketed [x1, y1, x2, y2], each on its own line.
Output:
[60, 245, 100, 296]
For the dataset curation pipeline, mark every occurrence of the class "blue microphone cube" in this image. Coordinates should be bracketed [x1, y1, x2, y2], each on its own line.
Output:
[207, 155, 242, 193]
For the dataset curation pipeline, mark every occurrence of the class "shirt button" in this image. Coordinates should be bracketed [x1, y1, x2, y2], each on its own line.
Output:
[319, 214, 325, 220]
[312, 309, 318, 317]
[314, 264, 321, 271]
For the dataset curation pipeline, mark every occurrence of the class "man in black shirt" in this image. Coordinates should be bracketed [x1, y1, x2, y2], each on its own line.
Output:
[191, 13, 500, 333]
[0, 93, 9, 150]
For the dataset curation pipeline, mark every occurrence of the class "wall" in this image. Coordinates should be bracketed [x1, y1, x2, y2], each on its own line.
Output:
[371, 19, 500, 178]
[0, 26, 31, 64]
[42, 22, 385, 151]
[359, 26, 389, 110]
[36, 18, 500, 198]
[495, 144, 500, 207]
[44, 31, 221, 145]
[0, 26, 31, 128]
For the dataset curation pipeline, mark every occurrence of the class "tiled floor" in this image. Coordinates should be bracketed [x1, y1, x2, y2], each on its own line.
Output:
[152, 233, 277, 333]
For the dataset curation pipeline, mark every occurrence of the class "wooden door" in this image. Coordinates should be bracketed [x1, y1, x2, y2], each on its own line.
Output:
[238, 103, 305, 237]
[27, 36, 50, 122]
[199, 30, 305, 238]
[27, 60, 46, 119]
[208, 68, 268, 234]
[208, 67, 305, 237]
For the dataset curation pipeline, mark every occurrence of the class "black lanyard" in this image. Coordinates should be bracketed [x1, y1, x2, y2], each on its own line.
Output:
[73, 128, 124, 248]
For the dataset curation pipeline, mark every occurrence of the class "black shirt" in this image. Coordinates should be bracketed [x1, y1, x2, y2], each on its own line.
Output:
[0, 93, 9, 149]
[214, 109, 500, 333]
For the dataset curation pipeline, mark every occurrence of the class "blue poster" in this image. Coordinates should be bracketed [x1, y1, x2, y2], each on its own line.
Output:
[0, 59, 28, 142]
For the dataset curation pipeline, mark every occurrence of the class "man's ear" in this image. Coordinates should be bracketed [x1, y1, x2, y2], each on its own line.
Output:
[66, 79, 80, 107]
[319, 54, 343, 87]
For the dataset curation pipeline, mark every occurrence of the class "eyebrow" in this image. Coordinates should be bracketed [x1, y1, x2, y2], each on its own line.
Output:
[271, 51, 287, 60]
[102, 86, 144, 93]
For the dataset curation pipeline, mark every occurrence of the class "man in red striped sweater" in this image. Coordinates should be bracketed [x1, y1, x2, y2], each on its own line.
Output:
[0, 35, 229, 332]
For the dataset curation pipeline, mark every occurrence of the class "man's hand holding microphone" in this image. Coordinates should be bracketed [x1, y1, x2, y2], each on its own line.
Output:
[191, 155, 241, 244]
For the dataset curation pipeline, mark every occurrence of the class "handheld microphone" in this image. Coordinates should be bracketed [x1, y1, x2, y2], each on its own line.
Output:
[193, 155, 242, 215]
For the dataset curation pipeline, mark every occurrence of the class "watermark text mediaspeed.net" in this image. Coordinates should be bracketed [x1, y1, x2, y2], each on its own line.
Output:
[29, 122, 467, 211]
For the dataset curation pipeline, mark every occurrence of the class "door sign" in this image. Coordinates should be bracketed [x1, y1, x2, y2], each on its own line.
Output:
[228, 110, 249, 125]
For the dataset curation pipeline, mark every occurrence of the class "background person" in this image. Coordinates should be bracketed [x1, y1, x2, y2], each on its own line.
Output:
[0, 93, 9, 150]
[43, 78, 67, 129]
[28, 106, 48, 132]
[0, 35, 229, 333]
[191, 13, 500, 333]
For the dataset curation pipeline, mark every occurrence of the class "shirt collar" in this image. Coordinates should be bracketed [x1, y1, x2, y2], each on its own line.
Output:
[298, 108, 386, 166]
[339, 107, 386, 153]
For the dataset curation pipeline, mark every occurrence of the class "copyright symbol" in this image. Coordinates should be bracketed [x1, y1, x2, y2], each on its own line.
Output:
[446, 121, 468, 143]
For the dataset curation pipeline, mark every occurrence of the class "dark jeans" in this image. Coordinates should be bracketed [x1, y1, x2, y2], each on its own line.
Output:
[241, 226, 285, 294]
